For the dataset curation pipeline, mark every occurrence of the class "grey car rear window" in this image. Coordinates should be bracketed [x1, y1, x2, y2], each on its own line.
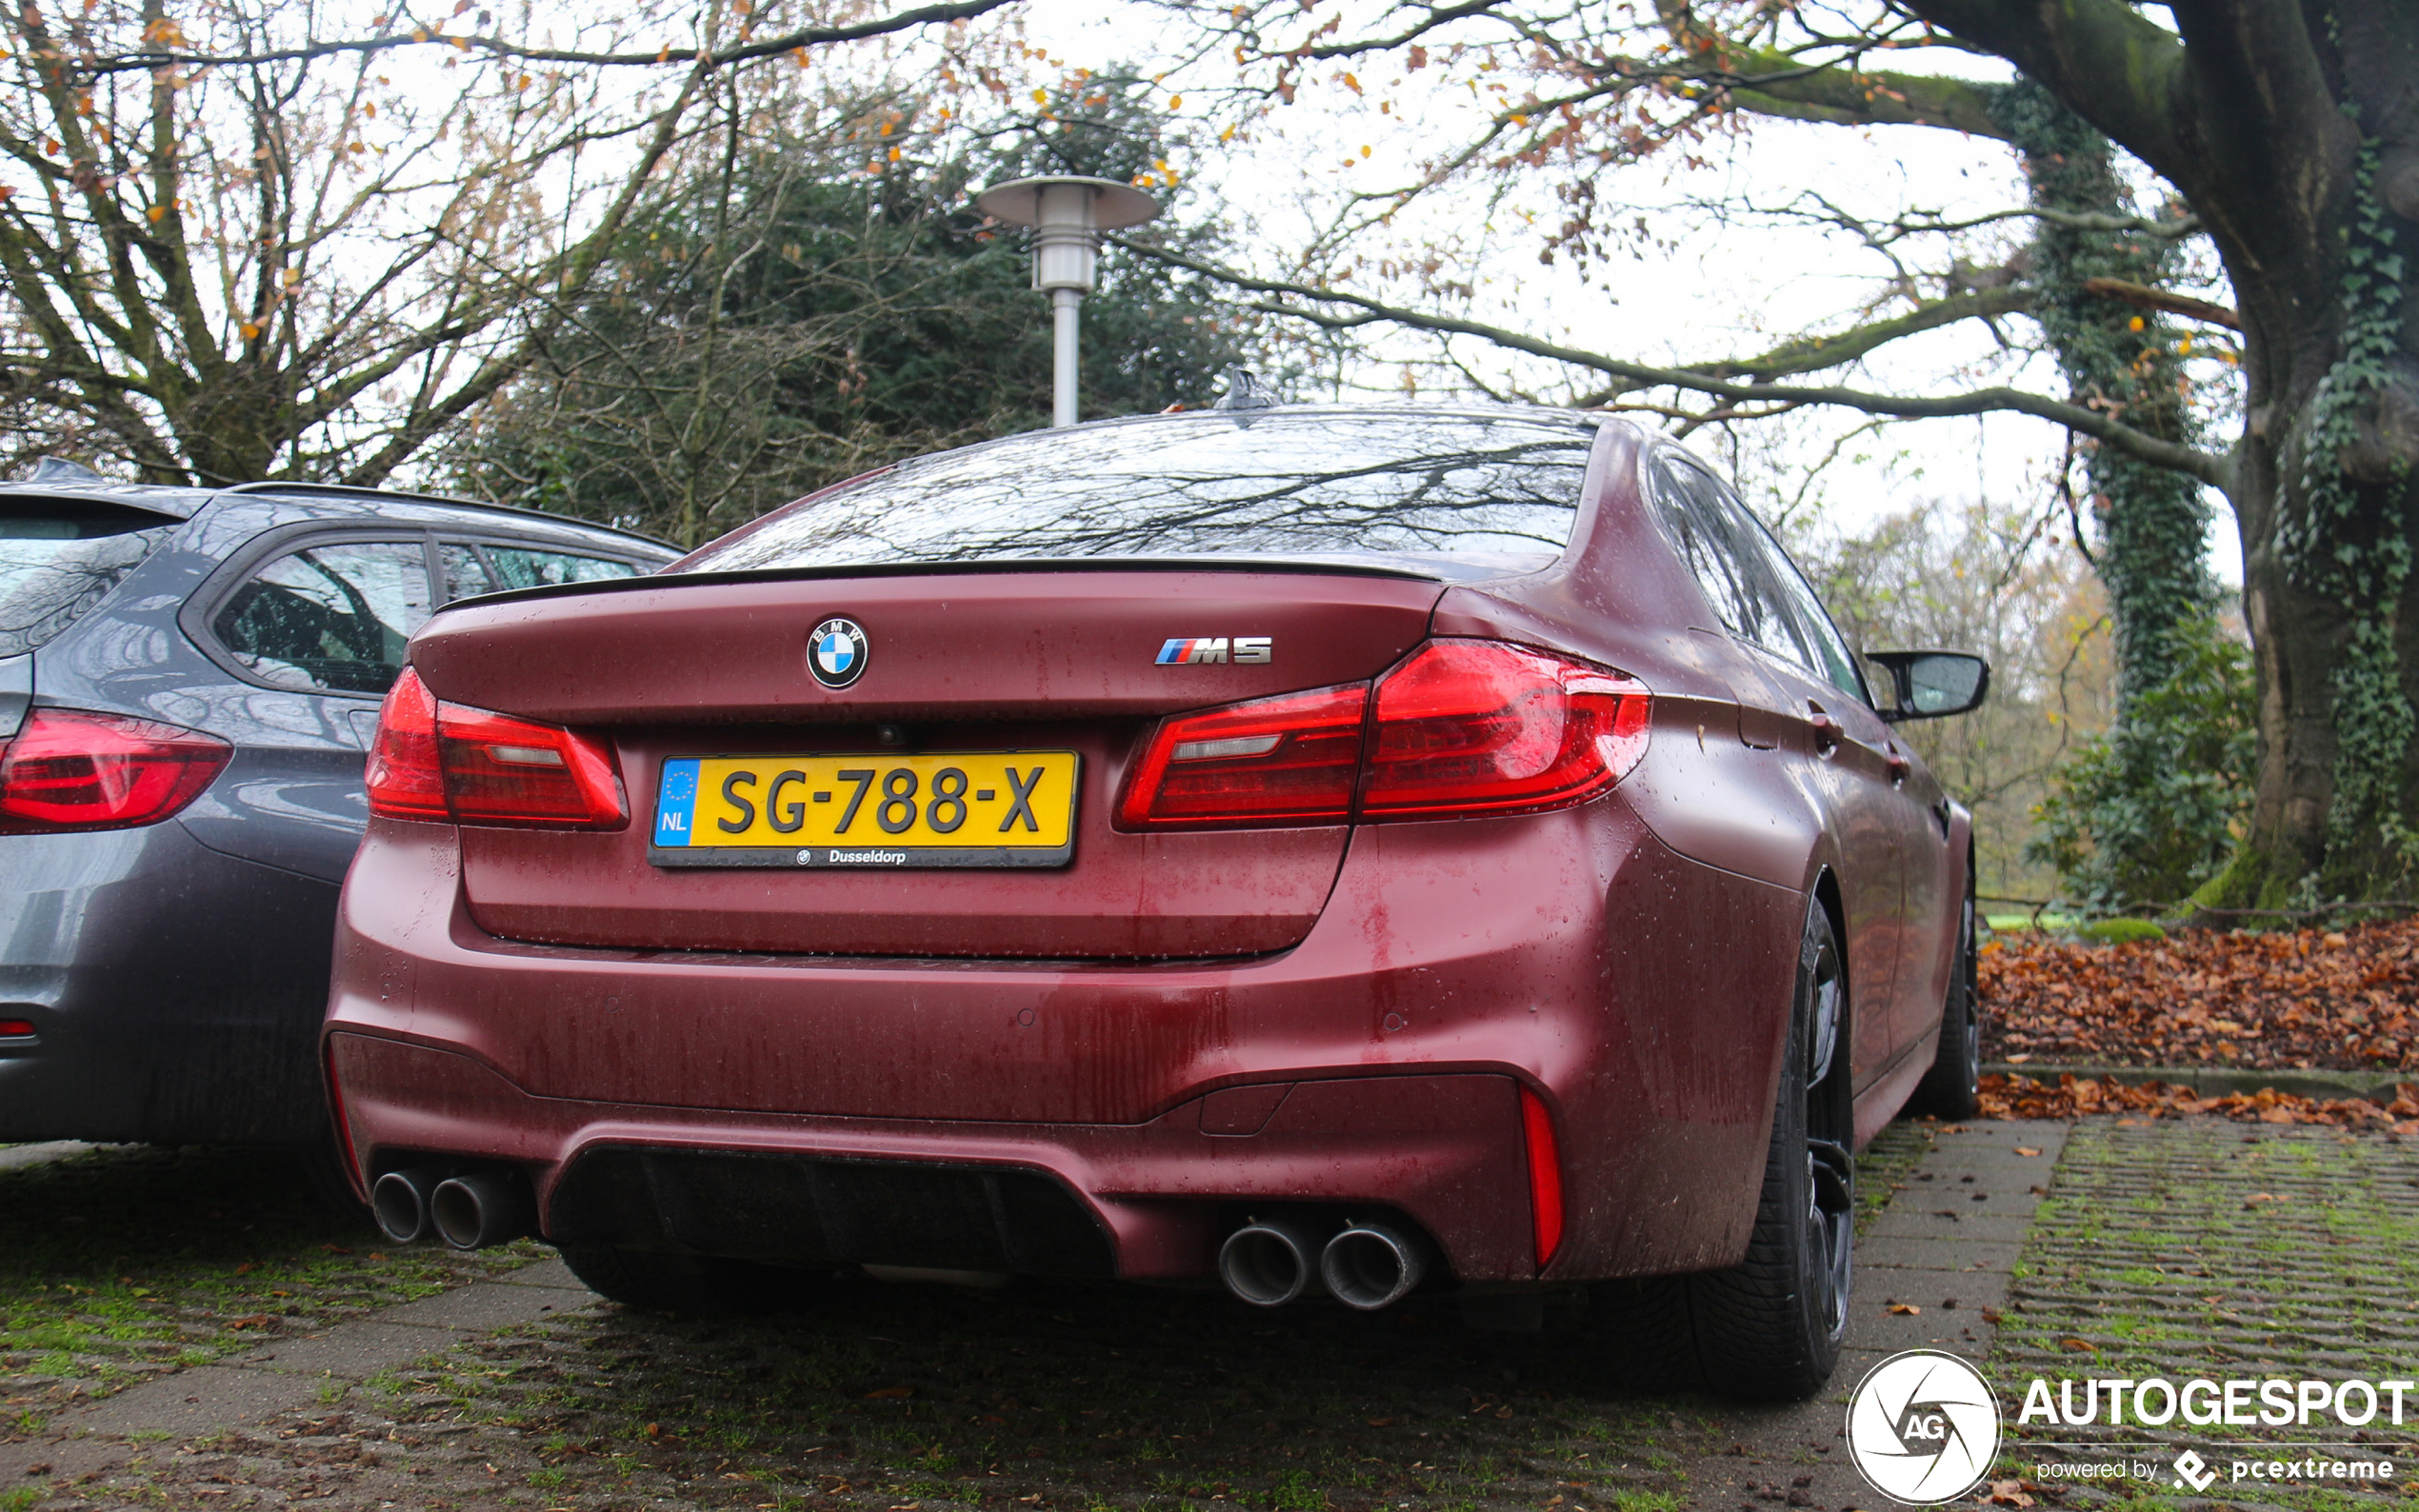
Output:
[676, 411, 1597, 574]
[0, 502, 178, 657]
[212, 540, 436, 696]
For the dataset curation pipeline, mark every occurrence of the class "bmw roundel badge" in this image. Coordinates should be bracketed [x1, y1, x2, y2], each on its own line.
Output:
[808, 617, 870, 689]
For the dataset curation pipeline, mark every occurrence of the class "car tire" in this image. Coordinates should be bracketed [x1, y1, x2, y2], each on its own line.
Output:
[558, 1243, 801, 1316]
[1594, 901, 1853, 1401]
[1906, 879, 1982, 1121]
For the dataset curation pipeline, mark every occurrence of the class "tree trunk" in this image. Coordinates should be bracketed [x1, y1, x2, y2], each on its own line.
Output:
[2214, 10, 2419, 907]
[1910, 0, 2419, 906]
[1990, 81, 2248, 909]
[1994, 82, 2212, 701]
[2225, 297, 2419, 907]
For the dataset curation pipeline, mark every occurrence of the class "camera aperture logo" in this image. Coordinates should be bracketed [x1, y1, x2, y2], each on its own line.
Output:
[1846, 1350, 2003, 1503]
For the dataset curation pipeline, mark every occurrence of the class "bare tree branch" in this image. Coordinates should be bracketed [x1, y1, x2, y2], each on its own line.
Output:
[2083, 275, 2239, 330]
[1121, 239, 2229, 490]
[79, 0, 1013, 77]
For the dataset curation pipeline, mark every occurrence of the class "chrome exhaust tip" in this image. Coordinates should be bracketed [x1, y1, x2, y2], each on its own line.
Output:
[430, 1169, 537, 1250]
[1217, 1214, 1332, 1307]
[1320, 1220, 1428, 1311]
[370, 1166, 444, 1243]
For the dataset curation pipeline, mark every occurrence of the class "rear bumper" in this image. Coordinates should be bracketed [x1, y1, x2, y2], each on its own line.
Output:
[326, 802, 1805, 1283]
[0, 823, 338, 1144]
[330, 1031, 1533, 1279]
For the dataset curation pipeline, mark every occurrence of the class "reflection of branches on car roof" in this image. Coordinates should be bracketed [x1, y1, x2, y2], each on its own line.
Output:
[714, 426, 1595, 569]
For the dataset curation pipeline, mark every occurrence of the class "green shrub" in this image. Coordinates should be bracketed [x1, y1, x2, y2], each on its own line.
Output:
[2029, 614, 2254, 911]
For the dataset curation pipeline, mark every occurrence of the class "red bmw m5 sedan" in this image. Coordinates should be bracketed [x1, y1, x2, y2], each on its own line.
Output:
[324, 406, 1987, 1400]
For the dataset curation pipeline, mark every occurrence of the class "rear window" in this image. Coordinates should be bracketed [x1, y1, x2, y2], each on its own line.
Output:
[0, 501, 178, 657]
[676, 410, 1597, 576]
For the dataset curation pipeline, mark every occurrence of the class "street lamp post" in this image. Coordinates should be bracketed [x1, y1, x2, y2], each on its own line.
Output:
[974, 176, 1162, 428]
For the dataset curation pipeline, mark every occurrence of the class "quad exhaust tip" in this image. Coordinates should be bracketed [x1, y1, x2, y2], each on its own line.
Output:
[430, 1169, 538, 1250]
[373, 1165, 536, 1249]
[370, 1166, 445, 1244]
[1217, 1213, 1333, 1306]
[1321, 1220, 1428, 1311]
[1218, 1213, 1432, 1310]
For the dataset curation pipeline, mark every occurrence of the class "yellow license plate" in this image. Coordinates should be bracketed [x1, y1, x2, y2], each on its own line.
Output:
[648, 751, 1078, 868]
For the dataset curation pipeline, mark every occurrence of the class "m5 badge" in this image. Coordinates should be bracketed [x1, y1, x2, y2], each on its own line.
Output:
[1157, 636, 1271, 666]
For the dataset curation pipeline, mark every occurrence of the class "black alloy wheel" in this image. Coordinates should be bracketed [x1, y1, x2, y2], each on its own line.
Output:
[1799, 917, 1855, 1347]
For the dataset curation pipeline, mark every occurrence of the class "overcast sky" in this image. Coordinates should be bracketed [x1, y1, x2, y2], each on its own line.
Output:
[1015, 3, 2243, 583]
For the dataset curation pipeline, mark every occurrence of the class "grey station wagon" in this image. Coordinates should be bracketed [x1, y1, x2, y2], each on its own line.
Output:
[0, 463, 673, 1155]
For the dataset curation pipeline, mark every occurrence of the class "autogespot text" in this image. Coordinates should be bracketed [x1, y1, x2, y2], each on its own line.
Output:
[2020, 1375, 2419, 1427]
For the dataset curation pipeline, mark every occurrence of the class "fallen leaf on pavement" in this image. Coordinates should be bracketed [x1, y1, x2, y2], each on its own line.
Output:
[1978, 1072, 2419, 1129]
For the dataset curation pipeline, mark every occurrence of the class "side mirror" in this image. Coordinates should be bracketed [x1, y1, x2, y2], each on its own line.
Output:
[1866, 650, 1989, 722]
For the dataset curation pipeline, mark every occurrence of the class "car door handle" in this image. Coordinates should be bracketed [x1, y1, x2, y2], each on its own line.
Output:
[1886, 748, 1910, 786]
[1808, 710, 1841, 756]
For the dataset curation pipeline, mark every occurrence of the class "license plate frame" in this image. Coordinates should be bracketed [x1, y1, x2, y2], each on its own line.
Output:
[647, 750, 1079, 869]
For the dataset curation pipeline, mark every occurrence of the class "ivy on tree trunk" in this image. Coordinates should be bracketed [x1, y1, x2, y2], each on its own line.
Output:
[1992, 81, 2249, 910]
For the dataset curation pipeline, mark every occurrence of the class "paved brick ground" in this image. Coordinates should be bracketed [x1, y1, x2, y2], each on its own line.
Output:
[0, 1122, 2049, 1512]
[0, 1144, 543, 1425]
[0, 1261, 590, 1487]
[1988, 1121, 2419, 1508]
[9, 1119, 2413, 1512]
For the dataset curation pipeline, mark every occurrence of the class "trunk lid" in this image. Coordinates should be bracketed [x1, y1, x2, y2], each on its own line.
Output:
[410, 566, 1445, 959]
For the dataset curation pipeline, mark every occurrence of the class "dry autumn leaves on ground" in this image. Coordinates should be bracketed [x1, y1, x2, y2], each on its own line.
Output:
[1973, 916, 2419, 1130]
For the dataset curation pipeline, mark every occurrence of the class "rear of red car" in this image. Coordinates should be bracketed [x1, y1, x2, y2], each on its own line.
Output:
[323, 410, 1804, 1307]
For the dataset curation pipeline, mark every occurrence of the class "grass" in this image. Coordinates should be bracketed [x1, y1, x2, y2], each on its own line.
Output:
[1985, 914, 2079, 932]
[0, 1144, 543, 1432]
[1988, 1121, 2419, 1507]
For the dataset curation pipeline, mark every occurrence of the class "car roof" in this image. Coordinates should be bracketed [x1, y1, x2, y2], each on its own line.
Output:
[883, 402, 1601, 472]
[0, 473, 675, 553]
[0, 478, 221, 521]
[219, 483, 676, 553]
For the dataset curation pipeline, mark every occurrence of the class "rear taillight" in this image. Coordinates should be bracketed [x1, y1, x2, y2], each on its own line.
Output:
[1116, 683, 1369, 829]
[1114, 639, 1649, 831]
[1358, 639, 1650, 819]
[366, 666, 627, 829]
[365, 668, 447, 821]
[0, 708, 231, 834]
[438, 703, 628, 827]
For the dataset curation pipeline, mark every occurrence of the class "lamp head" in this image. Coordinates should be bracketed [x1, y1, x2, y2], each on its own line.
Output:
[974, 175, 1163, 293]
